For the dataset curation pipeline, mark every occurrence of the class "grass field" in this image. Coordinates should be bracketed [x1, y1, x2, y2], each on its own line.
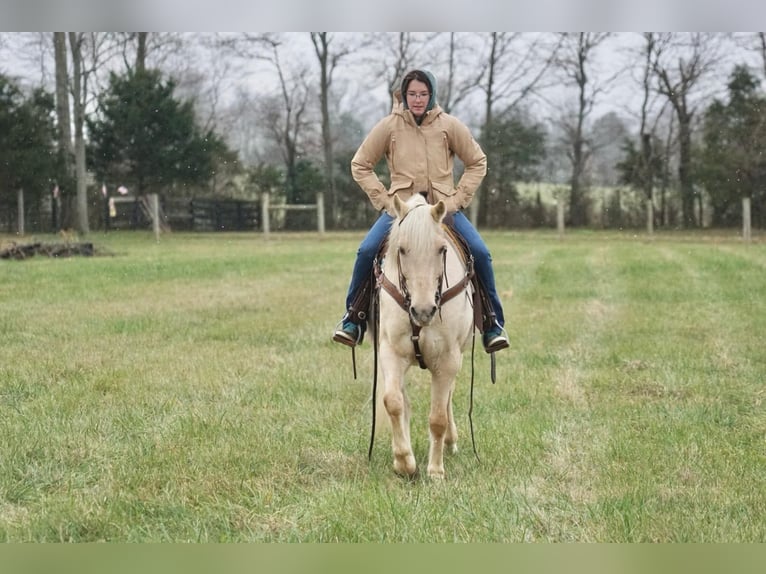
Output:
[1, 228, 765, 542]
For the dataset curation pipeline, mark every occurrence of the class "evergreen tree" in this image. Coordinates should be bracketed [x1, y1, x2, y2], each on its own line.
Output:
[87, 69, 233, 197]
[481, 110, 547, 228]
[698, 65, 766, 227]
[0, 75, 59, 229]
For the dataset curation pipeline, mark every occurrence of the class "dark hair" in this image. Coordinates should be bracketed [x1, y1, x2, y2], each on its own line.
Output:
[401, 70, 432, 95]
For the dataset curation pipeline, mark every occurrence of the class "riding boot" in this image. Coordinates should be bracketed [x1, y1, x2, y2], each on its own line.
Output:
[333, 272, 373, 346]
[472, 276, 509, 352]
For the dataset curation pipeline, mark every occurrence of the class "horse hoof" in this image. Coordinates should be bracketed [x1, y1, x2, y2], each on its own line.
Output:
[427, 467, 445, 480]
[394, 454, 417, 477]
[446, 442, 458, 455]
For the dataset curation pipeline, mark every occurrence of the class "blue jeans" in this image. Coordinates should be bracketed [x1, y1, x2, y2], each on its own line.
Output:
[344, 211, 505, 328]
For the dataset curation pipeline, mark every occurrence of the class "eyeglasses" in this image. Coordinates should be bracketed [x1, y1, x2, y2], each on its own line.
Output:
[406, 92, 430, 100]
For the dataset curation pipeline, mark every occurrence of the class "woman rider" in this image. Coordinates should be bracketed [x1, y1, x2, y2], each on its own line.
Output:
[333, 69, 508, 353]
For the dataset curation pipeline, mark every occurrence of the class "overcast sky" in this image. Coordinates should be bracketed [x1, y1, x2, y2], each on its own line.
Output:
[1, 0, 765, 33]
[2, 31, 762, 137]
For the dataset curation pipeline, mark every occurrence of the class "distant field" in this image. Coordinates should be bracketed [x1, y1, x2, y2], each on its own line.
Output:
[0, 229, 764, 541]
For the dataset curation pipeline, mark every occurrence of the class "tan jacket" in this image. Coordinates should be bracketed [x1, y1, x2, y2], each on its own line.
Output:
[351, 89, 487, 214]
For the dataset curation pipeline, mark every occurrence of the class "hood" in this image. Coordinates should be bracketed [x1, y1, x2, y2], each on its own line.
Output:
[401, 69, 437, 113]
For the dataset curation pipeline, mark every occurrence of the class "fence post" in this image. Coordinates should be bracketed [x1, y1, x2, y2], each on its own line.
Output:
[17, 189, 24, 236]
[104, 191, 111, 232]
[316, 191, 325, 235]
[647, 197, 654, 237]
[556, 190, 565, 239]
[52, 189, 60, 232]
[743, 196, 751, 243]
[149, 193, 161, 242]
[262, 191, 270, 239]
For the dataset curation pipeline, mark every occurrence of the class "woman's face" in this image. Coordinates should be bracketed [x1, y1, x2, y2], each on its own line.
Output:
[405, 79, 430, 117]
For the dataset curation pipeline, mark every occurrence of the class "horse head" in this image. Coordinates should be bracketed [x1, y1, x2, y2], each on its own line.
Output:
[390, 194, 449, 327]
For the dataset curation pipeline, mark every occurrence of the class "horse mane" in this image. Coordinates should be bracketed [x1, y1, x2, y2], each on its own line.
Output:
[386, 195, 442, 260]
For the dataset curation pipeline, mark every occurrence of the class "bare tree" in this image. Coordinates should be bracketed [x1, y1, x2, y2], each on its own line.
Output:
[361, 32, 426, 109]
[68, 33, 90, 234]
[135, 32, 148, 72]
[637, 33, 661, 231]
[469, 32, 561, 226]
[651, 33, 725, 227]
[61, 32, 123, 233]
[421, 32, 481, 114]
[761, 32, 766, 81]
[53, 33, 73, 178]
[217, 34, 316, 226]
[549, 33, 616, 226]
[732, 32, 766, 84]
[311, 32, 353, 229]
[172, 45, 232, 134]
[440, 33, 459, 113]
[659, 111, 676, 227]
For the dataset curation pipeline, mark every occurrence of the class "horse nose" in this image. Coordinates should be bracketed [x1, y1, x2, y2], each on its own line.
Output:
[410, 305, 438, 325]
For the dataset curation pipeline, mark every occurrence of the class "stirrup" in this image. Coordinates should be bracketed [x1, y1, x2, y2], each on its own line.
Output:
[333, 320, 364, 348]
[483, 326, 509, 354]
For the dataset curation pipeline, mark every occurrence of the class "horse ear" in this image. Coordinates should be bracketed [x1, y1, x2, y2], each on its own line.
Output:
[431, 200, 447, 223]
[393, 194, 408, 218]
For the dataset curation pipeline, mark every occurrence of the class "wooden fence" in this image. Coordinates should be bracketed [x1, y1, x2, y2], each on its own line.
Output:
[105, 196, 261, 232]
[105, 195, 323, 235]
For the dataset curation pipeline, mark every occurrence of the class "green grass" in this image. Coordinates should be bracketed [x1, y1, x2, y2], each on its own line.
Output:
[1, 229, 765, 542]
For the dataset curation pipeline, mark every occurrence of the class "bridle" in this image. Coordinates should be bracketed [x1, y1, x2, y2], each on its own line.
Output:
[373, 239, 474, 370]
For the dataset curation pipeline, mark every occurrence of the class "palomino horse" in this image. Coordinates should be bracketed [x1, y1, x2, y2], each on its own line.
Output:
[374, 193, 475, 479]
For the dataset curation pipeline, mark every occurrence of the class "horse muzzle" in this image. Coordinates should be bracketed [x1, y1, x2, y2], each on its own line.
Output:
[409, 302, 438, 327]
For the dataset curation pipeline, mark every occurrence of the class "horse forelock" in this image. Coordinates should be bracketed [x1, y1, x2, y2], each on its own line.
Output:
[388, 201, 443, 259]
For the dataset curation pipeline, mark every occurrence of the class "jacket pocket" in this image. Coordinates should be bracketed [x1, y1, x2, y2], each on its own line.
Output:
[389, 180, 414, 196]
[431, 180, 457, 198]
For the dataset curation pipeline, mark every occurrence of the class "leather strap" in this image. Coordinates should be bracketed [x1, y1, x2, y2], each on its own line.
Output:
[374, 253, 473, 371]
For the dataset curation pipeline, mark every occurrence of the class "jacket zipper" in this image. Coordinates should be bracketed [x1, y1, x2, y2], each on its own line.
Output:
[390, 135, 396, 173]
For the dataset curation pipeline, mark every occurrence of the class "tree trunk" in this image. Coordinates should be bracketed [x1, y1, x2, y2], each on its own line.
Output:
[472, 33, 497, 228]
[312, 32, 333, 230]
[69, 32, 89, 234]
[661, 114, 674, 226]
[677, 118, 696, 227]
[641, 133, 655, 230]
[568, 33, 590, 227]
[639, 35, 656, 231]
[136, 32, 148, 72]
[53, 32, 73, 180]
[569, 134, 587, 226]
[759, 32, 766, 82]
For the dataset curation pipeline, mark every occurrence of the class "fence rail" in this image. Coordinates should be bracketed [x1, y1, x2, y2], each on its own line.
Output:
[104, 196, 261, 232]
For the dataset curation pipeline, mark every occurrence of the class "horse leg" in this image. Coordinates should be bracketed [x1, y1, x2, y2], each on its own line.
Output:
[380, 348, 417, 477]
[445, 388, 458, 455]
[444, 348, 466, 456]
[427, 371, 457, 479]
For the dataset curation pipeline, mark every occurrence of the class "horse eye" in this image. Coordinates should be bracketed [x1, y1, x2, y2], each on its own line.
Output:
[399, 246, 406, 256]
